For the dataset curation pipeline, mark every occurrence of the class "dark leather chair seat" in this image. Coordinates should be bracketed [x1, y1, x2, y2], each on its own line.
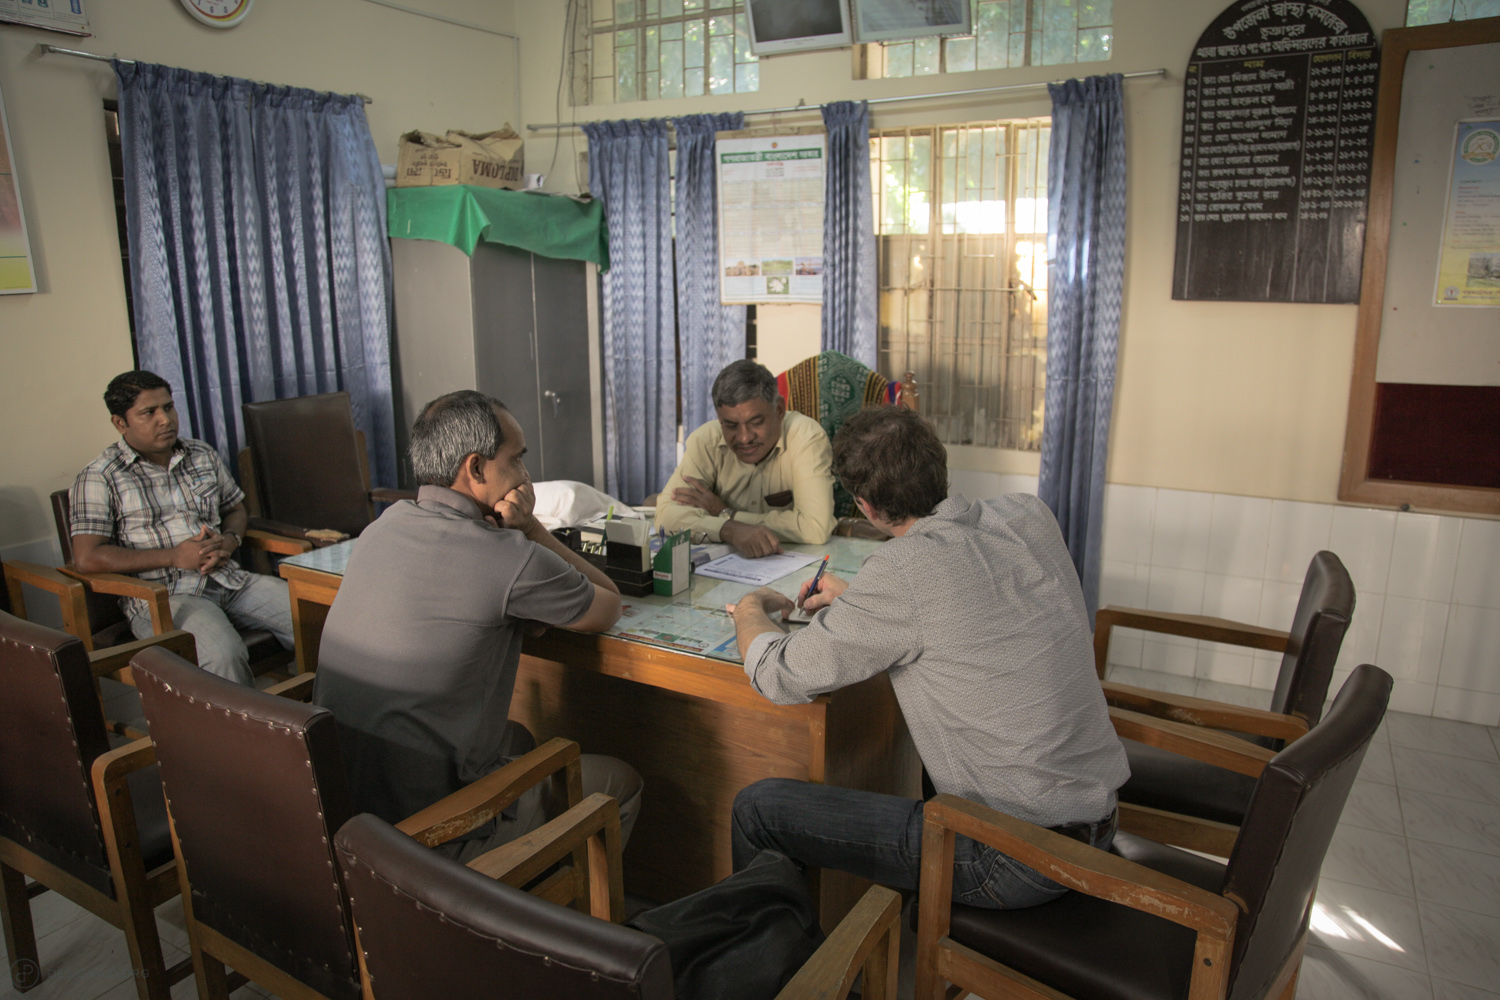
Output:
[949, 834, 1225, 1000]
[1118, 740, 1258, 826]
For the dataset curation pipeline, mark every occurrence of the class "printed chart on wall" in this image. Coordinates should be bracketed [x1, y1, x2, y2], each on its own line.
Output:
[716, 132, 825, 304]
[1435, 119, 1500, 307]
[0, 82, 37, 295]
[1173, 0, 1379, 303]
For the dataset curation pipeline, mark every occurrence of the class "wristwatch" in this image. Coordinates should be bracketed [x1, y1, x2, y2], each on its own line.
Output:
[224, 530, 242, 548]
[723, 509, 736, 521]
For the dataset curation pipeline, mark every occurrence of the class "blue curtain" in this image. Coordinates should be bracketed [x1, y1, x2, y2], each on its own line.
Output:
[820, 101, 877, 369]
[673, 113, 746, 434]
[1038, 74, 1127, 622]
[114, 62, 396, 487]
[582, 118, 677, 503]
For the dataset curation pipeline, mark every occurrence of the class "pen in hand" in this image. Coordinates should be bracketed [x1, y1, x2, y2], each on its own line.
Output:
[799, 555, 830, 610]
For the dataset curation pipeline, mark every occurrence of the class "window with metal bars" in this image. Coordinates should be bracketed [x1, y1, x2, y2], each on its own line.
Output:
[871, 120, 1050, 451]
[856, 0, 1111, 79]
[575, 0, 759, 105]
[1405, 0, 1500, 24]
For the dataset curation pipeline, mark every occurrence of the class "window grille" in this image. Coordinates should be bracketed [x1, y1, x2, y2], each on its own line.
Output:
[577, 0, 759, 105]
[857, 0, 1111, 79]
[1405, 0, 1500, 24]
[872, 120, 1050, 451]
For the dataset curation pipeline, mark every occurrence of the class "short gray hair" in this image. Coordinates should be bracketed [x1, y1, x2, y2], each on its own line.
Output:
[409, 390, 507, 486]
[711, 359, 778, 409]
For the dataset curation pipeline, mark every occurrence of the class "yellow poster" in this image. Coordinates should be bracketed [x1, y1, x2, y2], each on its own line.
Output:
[0, 80, 37, 295]
[1435, 119, 1500, 307]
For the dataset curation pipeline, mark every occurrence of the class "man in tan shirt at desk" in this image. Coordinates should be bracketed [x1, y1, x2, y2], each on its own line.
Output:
[655, 360, 835, 556]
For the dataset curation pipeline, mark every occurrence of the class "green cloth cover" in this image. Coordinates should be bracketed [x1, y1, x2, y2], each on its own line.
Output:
[387, 185, 609, 271]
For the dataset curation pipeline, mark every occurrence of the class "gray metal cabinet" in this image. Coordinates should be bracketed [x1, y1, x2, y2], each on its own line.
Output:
[391, 238, 603, 488]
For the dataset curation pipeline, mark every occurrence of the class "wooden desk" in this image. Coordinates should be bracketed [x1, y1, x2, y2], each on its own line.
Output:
[279, 540, 920, 927]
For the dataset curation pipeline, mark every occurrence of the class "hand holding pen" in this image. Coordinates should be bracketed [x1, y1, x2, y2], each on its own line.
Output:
[795, 557, 847, 614]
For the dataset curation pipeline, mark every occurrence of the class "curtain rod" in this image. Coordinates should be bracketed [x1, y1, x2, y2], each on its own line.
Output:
[526, 67, 1166, 132]
[39, 44, 374, 105]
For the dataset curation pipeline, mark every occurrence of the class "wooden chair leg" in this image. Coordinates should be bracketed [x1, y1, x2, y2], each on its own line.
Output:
[190, 947, 232, 1000]
[119, 897, 173, 1000]
[0, 863, 40, 992]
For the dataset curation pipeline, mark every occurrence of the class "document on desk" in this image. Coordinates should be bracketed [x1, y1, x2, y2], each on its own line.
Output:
[695, 550, 820, 587]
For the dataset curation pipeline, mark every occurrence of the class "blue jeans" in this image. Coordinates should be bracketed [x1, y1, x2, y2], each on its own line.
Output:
[731, 779, 1116, 910]
[128, 576, 293, 686]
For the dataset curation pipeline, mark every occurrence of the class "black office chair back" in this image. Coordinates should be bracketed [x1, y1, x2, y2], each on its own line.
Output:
[337, 813, 674, 1000]
[1266, 551, 1355, 731]
[0, 610, 116, 893]
[132, 646, 362, 1000]
[242, 391, 373, 538]
[1220, 663, 1391, 1000]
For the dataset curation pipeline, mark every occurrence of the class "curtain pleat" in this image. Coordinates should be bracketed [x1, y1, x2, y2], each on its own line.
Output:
[1038, 74, 1127, 622]
[114, 61, 396, 487]
[820, 101, 877, 369]
[672, 112, 746, 434]
[582, 118, 677, 503]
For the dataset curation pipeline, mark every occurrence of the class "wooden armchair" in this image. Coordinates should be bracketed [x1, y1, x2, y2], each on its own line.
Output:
[916, 665, 1392, 1000]
[130, 645, 621, 1000]
[336, 811, 903, 1000]
[1095, 551, 1355, 855]
[48, 488, 308, 678]
[0, 610, 198, 999]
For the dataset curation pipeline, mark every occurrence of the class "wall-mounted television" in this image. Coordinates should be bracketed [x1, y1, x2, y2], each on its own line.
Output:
[746, 0, 853, 56]
[852, 0, 972, 44]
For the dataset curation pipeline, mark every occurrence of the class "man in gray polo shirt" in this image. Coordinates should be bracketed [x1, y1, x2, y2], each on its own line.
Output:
[726, 406, 1128, 909]
[313, 390, 641, 859]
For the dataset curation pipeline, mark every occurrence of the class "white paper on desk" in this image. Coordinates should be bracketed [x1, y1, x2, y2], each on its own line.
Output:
[695, 550, 820, 587]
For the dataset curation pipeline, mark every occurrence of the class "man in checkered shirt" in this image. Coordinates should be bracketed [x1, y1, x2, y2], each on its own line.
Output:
[69, 370, 294, 685]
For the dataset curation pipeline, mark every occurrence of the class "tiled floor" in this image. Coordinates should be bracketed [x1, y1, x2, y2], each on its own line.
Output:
[7, 675, 1500, 1000]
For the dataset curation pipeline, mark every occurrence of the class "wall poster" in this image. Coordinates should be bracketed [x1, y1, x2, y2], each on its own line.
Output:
[1173, 0, 1379, 303]
[0, 81, 37, 295]
[715, 132, 825, 305]
[1435, 119, 1500, 306]
[0, 0, 90, 35]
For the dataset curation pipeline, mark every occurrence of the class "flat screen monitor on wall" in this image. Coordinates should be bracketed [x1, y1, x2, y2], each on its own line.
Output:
[746, 0, 852, 55]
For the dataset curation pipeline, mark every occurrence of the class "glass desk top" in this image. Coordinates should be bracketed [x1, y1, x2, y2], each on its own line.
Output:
[280, 533, 883, 664]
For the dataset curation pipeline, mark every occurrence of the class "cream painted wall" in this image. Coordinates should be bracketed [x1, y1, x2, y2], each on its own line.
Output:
[517, 0, 1408, 499]
[0, 0, 520, 550]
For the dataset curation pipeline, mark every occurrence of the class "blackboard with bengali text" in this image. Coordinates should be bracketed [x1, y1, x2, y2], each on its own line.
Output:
[1173, 0, 1379, 303]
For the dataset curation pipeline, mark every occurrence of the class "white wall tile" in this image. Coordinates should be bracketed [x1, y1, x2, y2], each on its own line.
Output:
[1432, 688, 1500, 728]
[1439, 605, 1500, 695]
[1388, 680, 1437, 716]
[1387, 512, 1462, 603]
[1101, 484, 1156, 565]
[1142, 637, 1198, 677]
[1202, 573, 1263, 623]
[1452, 518, 1500, 611]
[1197, 644, 1254, 686]
[1337, 593, 1386, 676]
[1206, 493, 1272, 578]
[1251, 650, 1284, 691]
[1150, 489, 1214, 571]
[1259, 578, 1304, 629]
[1146, 566, 1205, 615]
[1100, 559, 1150, 609]
[1105, 627, 1144, 669]
[1329, 506, 1397, 597]
[1376, 597, 1450, 685]
[1264, 500, 1333, 583]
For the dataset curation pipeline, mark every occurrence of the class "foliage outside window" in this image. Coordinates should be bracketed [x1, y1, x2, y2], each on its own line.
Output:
[857, 0, 1111, 79]
[872, 121, 1050, 450]
[579, 0, 759, 104]
[1405, 0, 1500, 24]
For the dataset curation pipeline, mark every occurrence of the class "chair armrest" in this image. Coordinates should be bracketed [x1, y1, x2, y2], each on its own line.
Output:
[1102, 681, 1309, 743]
[59, 567, 174, 633]
[3, 560, 89, 636]
[398, 737, 583, 848]
[264, 673, 317, 701]
[466, 792, 625, 922]
[243, 529, 314, 555]
[368, 488, 417, 504]
[775, 885, 902, 1000]
[1094, 605, 1290, 679]
[93, 629, 197, 681]
[923, 794, 1238, 938]
[1109, 707, 1276, 778]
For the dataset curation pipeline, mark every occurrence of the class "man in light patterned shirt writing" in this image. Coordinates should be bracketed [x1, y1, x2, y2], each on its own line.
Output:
[69, 370, 294, 685]
[726, 405, 1129, 909]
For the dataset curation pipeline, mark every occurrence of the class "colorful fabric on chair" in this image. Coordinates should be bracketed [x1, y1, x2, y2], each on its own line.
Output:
[776, 351, 900, 516]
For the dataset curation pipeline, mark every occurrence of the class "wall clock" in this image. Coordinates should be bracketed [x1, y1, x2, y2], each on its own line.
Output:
[178, 0, 254, 28]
